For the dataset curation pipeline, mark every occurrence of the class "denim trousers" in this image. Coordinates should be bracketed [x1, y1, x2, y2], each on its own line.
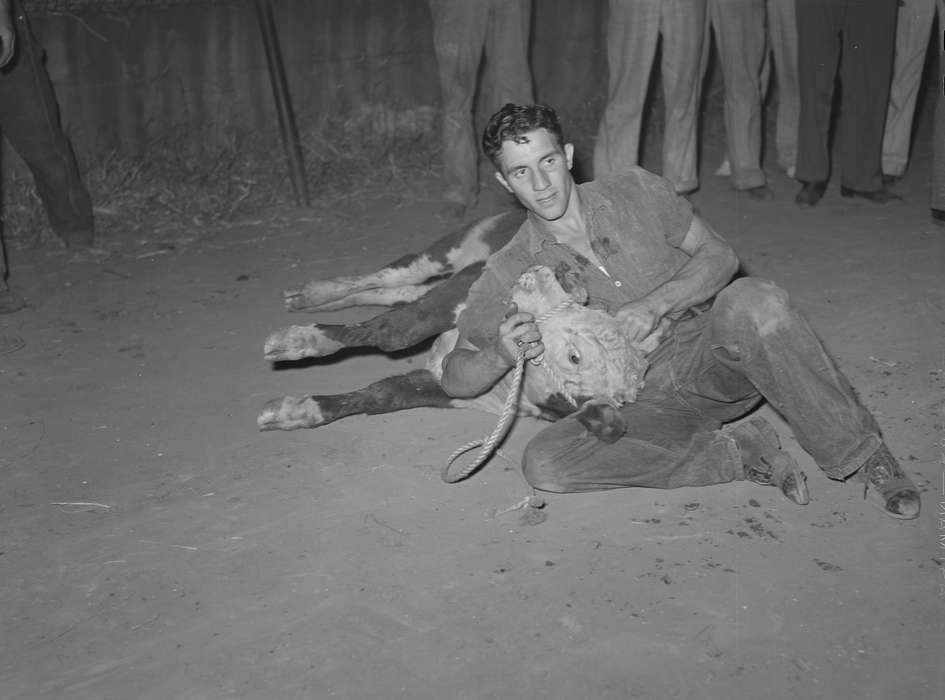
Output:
[521, 278, 882, 493]
[0, 5, 93, 246]
[709, 0, 768, 190]
[428, 0, 534, 208]
[594, 0, 709, 193]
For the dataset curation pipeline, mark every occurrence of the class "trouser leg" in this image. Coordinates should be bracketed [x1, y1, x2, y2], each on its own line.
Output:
[882, 0, 936, 177]
[837, 0, 898, 192]
[933, 0, 945, 211]
[699, 278, 882, 478]
[0, 9, 93, 246]
[766, 0, 799, 173]
[428, 0, 490, 208]
[593, 0, 661, 178]
[486, 0, 534, 107]
[709, 0, 768, 189]
[0, 229, 8, 290]
[659, 0, 709, 192]
[795, 0, 842, 184]
[522, 392, 746, 493]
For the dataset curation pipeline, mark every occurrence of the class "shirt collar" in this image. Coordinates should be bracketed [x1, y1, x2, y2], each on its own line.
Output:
[523, 181, 611, 254]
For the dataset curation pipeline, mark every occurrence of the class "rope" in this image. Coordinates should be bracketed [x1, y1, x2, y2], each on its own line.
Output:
[440, 296, 576, 484]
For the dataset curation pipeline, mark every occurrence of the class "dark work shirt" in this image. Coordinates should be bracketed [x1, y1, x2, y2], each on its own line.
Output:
[456, 167, 694, 350]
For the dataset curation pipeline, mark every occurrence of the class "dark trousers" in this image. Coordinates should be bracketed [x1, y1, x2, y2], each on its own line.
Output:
[522, 278, 882, 493]
[794, 0, 899, 191]
[0, 3, 93, 246]
[0, 230, 7, 290]
[933, 0, 945, 212]
[428, 0, 534, 208]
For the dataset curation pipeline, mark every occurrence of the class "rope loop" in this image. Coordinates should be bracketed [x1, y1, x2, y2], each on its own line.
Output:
[441, 294, 578, 484]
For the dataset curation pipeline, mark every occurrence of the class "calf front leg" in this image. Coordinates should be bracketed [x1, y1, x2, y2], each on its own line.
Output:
[257, 369, 455, 431]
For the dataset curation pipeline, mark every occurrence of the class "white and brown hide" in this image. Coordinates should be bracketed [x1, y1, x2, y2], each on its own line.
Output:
[260, 265, 649, 438]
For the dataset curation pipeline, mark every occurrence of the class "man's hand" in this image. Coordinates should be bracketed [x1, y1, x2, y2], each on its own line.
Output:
[495, 304, 544, 365]
[615, 299, 665, 345]
[0, 3, 15, 69]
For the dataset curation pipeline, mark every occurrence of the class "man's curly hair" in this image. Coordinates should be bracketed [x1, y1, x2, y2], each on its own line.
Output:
[482, 103, 566, 170]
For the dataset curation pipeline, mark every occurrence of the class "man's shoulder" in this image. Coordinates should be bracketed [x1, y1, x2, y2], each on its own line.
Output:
[481, 218, 534, 271]
[587, 166, 675, 201]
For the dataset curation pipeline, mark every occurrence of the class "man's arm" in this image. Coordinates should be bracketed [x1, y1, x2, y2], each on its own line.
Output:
[0, 1, 14, 69]
[440, 308, 544, 398]
[616, 214, 738, 342]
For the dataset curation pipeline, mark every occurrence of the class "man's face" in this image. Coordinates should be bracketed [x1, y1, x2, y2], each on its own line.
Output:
[494, 129, 575, 222]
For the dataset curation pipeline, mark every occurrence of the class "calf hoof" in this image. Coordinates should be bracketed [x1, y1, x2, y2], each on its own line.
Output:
[257, 396, 326, 431]
[283, 282, 346, 312]
[264, 325, 345, 361]
[284, 287, 315, 312]
[576, 401, 626, 444]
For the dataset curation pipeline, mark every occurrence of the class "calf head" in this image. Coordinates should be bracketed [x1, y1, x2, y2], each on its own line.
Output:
[510, 266, 648, 408]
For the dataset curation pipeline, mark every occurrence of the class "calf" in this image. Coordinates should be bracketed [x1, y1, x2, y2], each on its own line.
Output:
[259, 265, 649, 443]
[265, 209, 525, 361]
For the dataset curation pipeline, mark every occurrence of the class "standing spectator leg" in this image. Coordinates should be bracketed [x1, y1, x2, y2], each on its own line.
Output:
[882, 0, 937, 179]
[594, 0, 661, 178]
[709, 0, 768, 192]
[766, 0, 799, 176]
[659, 0, 709, 193]
[837, 0, 898, 193]
[0, 230, 25, 315]
[429, 0, 491, 216]
[932, 0, 945, 223]
[486, 0, 534, 107]
[0, 8, 93, 247]
[795, 0, 842, 189]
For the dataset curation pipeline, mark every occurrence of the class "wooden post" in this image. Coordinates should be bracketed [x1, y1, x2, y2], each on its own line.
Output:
[254, 0, 309, 206]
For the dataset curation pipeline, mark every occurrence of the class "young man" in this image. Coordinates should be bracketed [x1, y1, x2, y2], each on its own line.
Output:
[441, 103, 920, 520]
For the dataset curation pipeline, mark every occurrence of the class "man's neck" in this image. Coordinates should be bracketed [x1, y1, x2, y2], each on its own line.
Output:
[541, 186, 587, 245]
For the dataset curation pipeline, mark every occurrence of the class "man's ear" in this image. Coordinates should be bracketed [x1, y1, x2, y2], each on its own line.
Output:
[494, 171, 513, 193]
[565, 142, 574, 170]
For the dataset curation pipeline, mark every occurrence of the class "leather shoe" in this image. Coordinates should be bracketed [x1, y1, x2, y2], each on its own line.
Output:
[855, 444, 920, 519]
[795, 181, 826, 207]
[882, 173, 901, 187]
[744, 185, 774, 201]
[840, 186, 902, 203]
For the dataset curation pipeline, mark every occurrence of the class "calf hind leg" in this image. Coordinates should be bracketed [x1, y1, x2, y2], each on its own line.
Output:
[258, 369, 455, 430]
[264, 263, 484, 361]
[282, 210, 523, 312]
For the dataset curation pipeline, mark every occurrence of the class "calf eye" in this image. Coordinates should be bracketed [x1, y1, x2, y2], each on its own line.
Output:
[568, 351, 581, 365]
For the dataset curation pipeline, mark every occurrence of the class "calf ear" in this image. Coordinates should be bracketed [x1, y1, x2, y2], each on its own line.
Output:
[576, 400, 627, 443]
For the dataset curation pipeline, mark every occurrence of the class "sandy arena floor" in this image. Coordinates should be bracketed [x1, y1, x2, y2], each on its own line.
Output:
[1, 117, 944, 698]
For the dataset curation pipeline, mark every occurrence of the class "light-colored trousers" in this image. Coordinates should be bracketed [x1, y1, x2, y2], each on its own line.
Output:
[594, 0, 709, 193]
[709, 0, 768, 189]
[428, 0, 534, 208]
[882, 0, 937, 176]
[766, 0, 799, 173]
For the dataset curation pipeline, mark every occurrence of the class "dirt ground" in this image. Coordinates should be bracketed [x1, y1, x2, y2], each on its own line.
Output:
[2, 110, 944, 698]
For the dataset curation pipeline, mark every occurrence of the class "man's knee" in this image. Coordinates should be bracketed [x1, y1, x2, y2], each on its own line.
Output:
[714, 277, 793, 336]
